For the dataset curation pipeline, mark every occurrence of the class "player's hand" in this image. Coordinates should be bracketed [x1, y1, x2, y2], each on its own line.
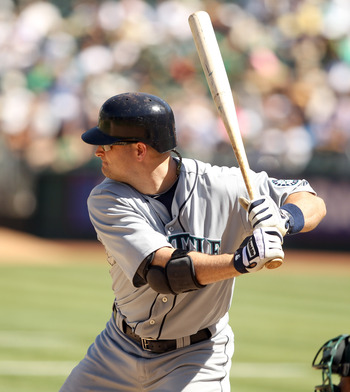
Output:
[233, 227, 284, 274]
[239, 195, 290, 237]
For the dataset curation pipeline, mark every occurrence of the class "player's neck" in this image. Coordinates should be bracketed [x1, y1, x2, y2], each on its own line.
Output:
[148, 156, 179, 195]
[128, 154, 178, 195]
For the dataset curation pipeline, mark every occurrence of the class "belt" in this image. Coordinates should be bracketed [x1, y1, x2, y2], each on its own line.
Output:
[121, 319, 211, 354]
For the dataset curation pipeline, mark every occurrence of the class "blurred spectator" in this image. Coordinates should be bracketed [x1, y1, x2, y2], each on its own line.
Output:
[1, 0, 350, 222]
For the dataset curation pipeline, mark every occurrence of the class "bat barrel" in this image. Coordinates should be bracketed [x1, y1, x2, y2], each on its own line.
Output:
[188, 11, 255, 200]
[189, 11, 283, 270]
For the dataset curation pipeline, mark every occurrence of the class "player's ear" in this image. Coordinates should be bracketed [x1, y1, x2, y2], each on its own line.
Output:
[135, 142, 147, 161]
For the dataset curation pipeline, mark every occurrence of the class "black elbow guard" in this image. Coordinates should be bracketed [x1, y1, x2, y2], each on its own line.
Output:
[146, 249, 206, 295]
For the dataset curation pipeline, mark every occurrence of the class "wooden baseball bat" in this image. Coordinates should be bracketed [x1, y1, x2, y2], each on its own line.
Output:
[188, 11, 282, 269]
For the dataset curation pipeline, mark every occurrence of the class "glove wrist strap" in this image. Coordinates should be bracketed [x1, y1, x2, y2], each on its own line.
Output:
[233, 248, 248, 274]
[233, 236, 259, 274]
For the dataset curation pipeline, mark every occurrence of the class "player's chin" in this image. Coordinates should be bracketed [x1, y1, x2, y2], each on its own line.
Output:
[100, 163, 109, 177]
[101, 166, 116, 181]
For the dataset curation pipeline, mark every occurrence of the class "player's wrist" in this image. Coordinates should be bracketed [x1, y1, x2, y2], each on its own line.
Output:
[280, 204, 304, 235]
[233, 247, 249, 274]
[232, 233, 261, 274]
[232, 228, 284, 274]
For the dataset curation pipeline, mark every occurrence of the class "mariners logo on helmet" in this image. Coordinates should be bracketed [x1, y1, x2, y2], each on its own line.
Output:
[82, 92, 177, 153]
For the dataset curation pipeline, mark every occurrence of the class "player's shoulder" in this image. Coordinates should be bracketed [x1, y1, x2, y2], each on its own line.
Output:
[87, 178, 143, 213]
[89, 178, 136, 199]
[181, 158, 282, 187]
[90, 177, 117, 194]
[181, 157, 242, 177]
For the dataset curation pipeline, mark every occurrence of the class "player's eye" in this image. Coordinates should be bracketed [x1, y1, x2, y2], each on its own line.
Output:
[100, 142, 137, 151]
[101, 145, 112, 152]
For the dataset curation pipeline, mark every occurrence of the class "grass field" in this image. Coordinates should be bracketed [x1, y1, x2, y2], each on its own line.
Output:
[0, 230, 349, 392]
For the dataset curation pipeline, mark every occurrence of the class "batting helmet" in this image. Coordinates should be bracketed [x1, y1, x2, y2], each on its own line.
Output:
[82, 92, 177, 153]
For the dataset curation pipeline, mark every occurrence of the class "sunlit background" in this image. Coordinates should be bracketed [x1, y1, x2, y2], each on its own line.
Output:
[1, 0, 350, 249]
[0, 2, 349, 392]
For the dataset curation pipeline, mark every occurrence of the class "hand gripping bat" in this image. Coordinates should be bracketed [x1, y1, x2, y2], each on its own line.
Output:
[188, 11, 283, 269]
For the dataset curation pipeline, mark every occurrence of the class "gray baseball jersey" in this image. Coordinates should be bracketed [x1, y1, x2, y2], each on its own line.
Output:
[60, 157, 316, 392]
[87, 157, 315, 339]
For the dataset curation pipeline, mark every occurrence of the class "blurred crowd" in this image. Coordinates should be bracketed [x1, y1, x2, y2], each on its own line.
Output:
[1, 0, 350, 220]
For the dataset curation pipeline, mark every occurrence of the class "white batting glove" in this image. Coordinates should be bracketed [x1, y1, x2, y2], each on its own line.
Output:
[233, 227, 284, 274]
[239, 195, 290, 237]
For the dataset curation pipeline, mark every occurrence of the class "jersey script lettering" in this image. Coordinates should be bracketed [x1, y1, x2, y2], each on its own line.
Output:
[168, 233, 221, 255]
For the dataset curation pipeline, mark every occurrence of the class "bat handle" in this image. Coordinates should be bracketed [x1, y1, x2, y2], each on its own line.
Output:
[265, 258, 283, 269]
[243, 191, 284, 270]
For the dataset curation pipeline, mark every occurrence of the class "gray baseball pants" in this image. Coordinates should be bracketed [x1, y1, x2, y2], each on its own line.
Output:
[59, 314, 234, 392]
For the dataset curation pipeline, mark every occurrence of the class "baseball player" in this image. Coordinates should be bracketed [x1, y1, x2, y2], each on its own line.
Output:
[60, 92, 326, 392]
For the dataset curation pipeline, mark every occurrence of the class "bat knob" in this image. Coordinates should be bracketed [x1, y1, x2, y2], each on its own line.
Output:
[265, 258, 283, 269]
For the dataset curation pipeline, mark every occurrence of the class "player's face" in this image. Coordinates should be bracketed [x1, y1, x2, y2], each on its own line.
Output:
[95, 143, 136, 181]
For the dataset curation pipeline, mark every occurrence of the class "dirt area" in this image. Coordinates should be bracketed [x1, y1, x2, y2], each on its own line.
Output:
[1, 227, 349, 275]
[0, 227, 106, 264]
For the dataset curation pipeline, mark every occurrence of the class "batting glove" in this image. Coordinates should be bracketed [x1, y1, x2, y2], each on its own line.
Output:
[233, 227, 284, 274]
[239, 195, 290, 237]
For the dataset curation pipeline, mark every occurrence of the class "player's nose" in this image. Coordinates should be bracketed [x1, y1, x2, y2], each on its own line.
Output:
[95, 146, 104, 157]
